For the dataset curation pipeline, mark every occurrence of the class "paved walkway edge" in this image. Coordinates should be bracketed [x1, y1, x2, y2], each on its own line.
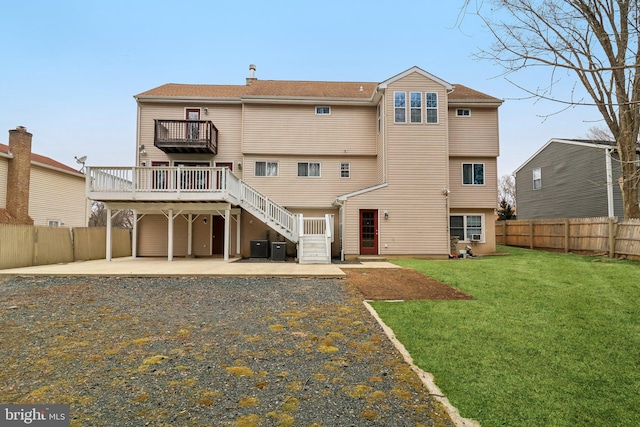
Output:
[363, 301, 480, 427]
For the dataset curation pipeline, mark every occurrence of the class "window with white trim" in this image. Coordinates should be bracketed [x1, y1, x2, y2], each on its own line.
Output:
[394, 92, 406, 123]
[533, 167, 542, 190]
[450, 215, 483, 242]
[255, 161, 278, 177]
[410, 92, 422, 123]
[426, 92, 438, 123]
[315, 106, 331, 115]
[463, 163, 485, 185]
[47, 219, 61, 227]
[340, 162, 350, 178]
[456, 108, 471, 117]
[298, 162, 321, 177]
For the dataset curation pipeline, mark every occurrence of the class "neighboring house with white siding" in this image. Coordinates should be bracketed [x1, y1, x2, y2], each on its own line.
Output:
[0, 127, 88, 227]
[87, 66, 503, 263]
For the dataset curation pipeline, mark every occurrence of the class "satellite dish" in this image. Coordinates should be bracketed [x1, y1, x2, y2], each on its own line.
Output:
[75, 155, 87, 164]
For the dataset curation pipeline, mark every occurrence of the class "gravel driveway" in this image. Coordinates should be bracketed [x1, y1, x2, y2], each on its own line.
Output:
[0, 276, 455, 426]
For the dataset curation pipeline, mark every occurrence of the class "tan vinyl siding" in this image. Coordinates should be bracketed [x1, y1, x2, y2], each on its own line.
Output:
[137, 102, 243, 177]
[448, 157, 498, 209]
[0, 157, 7, 208]
[137, 214, 187, 257]
[342, 187, 450, 256]
[376, 101, 386, 182]
[339, 72, 453, 256]
[136, 213, 237, 257]
[449, 208, 496, 254]
[448, 107, 500, 157]
[244, 155, 378, 208]
[242, 104, 377, 156]
[29, 166, 87, 227]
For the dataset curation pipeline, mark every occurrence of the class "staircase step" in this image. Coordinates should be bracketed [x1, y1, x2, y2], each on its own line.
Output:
[357, 255, 388, 262]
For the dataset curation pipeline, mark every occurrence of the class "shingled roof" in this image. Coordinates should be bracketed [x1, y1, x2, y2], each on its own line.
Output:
[0, 143, 82, 175]
[136, 77, 500, 104]
[136, 80, 379, 100]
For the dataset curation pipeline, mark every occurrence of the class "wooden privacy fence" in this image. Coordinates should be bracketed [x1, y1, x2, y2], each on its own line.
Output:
[0, 224, 131, 270]
[496, 217, 640, 260]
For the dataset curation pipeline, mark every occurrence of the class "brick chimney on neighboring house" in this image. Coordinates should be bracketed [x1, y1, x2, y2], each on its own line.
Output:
[5, 126, 34, 225]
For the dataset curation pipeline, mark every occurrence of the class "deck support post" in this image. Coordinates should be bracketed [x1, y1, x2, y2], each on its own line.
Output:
[236, 211, 241, 256]
[168, 209, 174, 261]
[187, 213, 193, 257]
[224, 208, 230, 261]
[132, 211, 138, 258]
[106, 207, 112, 261]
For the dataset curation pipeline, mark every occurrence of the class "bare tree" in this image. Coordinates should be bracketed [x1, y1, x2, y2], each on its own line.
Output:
[585, 125, 615, 141]
[89, 201, 133, 228]
[461, 0, 640, 218]
[498, 174, 517, 206]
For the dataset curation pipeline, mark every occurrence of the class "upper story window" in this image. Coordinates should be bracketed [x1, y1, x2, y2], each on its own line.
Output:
[463, 163, 485, 185]
[456, 108, 471, 117]
[340, 162, 350, 178]
[315, 106, 331, 115]
[394, 92, 406, 123]
[377, 104, 381, 133]
[298, 162, 321, 177]
[426, 92, 438, 123]
[533, 167, 542, 190]
[410, 92, 422, 123]
[255, 161, 278, 177]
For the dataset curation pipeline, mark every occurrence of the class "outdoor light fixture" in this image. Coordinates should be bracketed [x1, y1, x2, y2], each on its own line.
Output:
[139, 144, 146, 155]
[237, 162, 243, 170]
[204, 108, 209, 114]
[384, 210, 389, 219]
[203, 217, 208, 224]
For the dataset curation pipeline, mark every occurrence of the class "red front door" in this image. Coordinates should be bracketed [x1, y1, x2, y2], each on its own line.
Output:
[359, 209, 378, 255]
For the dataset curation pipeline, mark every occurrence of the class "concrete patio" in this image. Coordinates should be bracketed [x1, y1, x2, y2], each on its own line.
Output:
[0, 257, 400, 278]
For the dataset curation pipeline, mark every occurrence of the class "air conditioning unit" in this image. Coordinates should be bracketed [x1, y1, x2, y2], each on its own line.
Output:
[471, 234, 482, 241]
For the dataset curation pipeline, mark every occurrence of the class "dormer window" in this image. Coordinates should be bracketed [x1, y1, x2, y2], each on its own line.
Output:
[315, 106, 331, 115]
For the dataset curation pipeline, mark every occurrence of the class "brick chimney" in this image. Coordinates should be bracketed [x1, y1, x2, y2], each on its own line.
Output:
[6, 126, 34, 224]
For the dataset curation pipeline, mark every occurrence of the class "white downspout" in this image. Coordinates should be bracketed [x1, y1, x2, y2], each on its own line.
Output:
[606, 148, 614, 217]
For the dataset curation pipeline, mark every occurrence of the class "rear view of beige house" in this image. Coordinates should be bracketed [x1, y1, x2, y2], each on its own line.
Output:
[1, 126, 88, 228]
[87, 66, 502, 263]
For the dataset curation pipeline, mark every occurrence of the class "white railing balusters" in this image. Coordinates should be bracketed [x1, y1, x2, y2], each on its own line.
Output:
[87, 166, 299, 243]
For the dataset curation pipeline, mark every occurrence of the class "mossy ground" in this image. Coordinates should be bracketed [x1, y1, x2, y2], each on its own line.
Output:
[1, 276, 455, 426]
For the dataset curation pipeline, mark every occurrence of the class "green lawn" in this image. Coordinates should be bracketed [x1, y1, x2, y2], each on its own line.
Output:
[371, 246, 640, 427]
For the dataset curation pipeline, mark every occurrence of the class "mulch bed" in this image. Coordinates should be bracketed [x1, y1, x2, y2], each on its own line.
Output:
[345, 268, 473, 301]
[0, 276, 456, 426]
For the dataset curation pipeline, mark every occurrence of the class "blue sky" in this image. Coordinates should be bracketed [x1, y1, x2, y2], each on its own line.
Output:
[1, 0, 603, 176]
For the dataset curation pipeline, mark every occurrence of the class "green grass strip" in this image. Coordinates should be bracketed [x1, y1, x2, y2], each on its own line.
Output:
[371, 246, 640, 427]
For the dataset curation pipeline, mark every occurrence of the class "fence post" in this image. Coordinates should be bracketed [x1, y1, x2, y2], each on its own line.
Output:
[503, 221, 507, 245]
[529, 221, 534, 249]
[608, 218, 616, 258]
[564, 219, 570, 253]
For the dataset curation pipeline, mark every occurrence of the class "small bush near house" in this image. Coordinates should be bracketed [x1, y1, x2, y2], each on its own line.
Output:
[372, 246, 640, 427]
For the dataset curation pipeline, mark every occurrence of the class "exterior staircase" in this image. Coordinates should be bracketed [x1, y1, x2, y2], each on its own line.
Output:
[226, 170, 333, 264]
